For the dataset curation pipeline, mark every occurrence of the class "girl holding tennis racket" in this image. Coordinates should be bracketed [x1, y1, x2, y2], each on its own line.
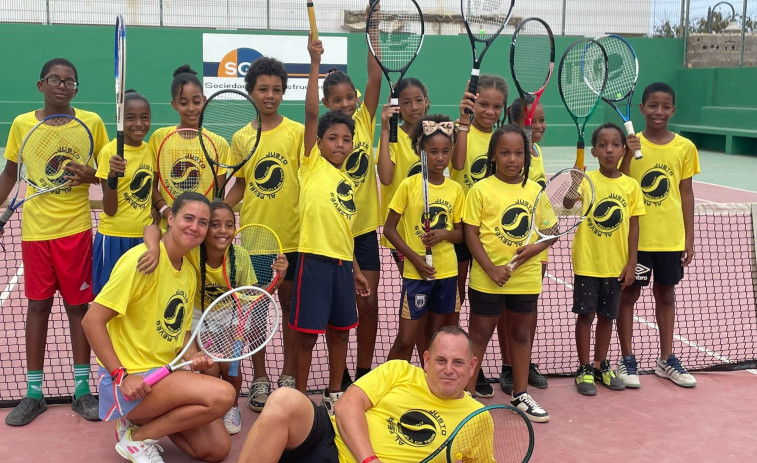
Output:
[82, 192, 236, 463]
[319, 4, 383, 389]
[463, 125, 553, 423]
[377, 77, 430, 275]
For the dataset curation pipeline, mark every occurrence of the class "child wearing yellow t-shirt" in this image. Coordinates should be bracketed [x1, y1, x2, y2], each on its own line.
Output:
[617, 82, 700, 389]
[291, 35, 370, 412]
[572, 123, 645, 396]
[384, 115, 464, 361]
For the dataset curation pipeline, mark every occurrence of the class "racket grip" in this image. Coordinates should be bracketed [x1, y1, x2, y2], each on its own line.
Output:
[576, 141, 585, 170]
[0, 206, 15, 231]
[307, 2, 318, 40]
[116, 133, 125, 178]
[623, 120, 643, 160]
[425, 252, 432, 267]
[143, 366, 172, 386]
[389, 97, 399, 143]
[465, 71, 479, 115]
[228, 340, 243, 377]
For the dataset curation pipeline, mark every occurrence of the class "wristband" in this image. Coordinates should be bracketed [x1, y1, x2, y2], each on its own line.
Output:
[159, 205, 169, 217]
[457, 125, 469, 132]
[361, 457, 378, 463]
[110, 367, 128, 387]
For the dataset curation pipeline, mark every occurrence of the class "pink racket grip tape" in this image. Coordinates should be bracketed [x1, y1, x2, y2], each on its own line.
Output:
[142, 366, 172, 386]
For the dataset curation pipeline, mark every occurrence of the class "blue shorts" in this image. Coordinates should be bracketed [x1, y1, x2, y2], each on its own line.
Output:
[400, 277, 460, 320]
[290, 253, 358, 333]
[354, 230, 380, 271]
[97, 366, 158, 421]
[93, 233, 144, 295]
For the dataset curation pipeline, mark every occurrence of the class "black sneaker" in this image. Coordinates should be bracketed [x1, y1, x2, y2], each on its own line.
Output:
[341, 369, 353, 391]
[498, 364, 514, 395]
[511, 392, 550, 423]
[575, 364, 597, 396]
[71, 393, 100, 421]
[5, 397, 47, 426]
[475, 370, 494, 398]
[528, 363, 548, 389]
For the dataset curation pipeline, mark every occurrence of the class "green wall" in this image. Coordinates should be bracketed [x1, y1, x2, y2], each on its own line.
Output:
[1, 24, 684, 147]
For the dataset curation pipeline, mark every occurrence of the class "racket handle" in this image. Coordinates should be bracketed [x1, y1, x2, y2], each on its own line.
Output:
[425, 251, 432, 267]
[465, 70, 479, 115]
[576, 140, 585, 170]
[623, 120, 643, 160]
[389, 96, 399, 143]
[143, 366, 172, 386]
[524, 125, 533, 149]
[116, 132, 125, 178]
[0, 206, 15, 231]
[307, 1, 318, 40]
[228, 339, 243, 377]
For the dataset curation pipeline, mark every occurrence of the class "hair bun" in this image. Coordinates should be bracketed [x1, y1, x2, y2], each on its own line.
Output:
[173, 64, 197, 77]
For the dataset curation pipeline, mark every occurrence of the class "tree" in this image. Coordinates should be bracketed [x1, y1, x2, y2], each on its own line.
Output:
[652, 12, 754, 38]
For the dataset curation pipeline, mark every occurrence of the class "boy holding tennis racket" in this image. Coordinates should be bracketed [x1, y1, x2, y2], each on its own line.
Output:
[1, 58, 108, 426]
[572, 123, 645, 396]
[617, 82, 700, 388]
[224, 56, 304, 409]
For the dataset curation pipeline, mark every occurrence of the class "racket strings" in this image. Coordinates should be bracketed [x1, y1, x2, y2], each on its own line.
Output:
[369, 4, 423, 70]
[535, 171, 590, 237]
[596, 37, 637, 99]
[463, 0, 510, 40]
[512, 21, 554, 91]
[559, 41, 607, 116]
[449, 408, 531, 463]
[21, 117, 92, 190]
[234, 226, 281, 290]
[202, 92, 260, 167]
[158, 129, 216, 197]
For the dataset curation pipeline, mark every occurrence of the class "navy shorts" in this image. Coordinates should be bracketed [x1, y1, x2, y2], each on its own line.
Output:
[468, 288, 539, 316]
[454, 241, 472, 263]
[354, 231, 380, 271]
[634, 251, 684, 287]
[290, 253, 358, 333]
[400, 276, 460, 320]
[572, 275, 621, 319]
[93, 233, 144, 295]
[283, 251, 299, 281]
[279, 401, 338, 463]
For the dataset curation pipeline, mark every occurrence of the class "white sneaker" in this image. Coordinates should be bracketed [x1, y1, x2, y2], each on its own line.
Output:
[115, 416, 135, 442]
[617, 355, 641, 389]
[655, 354, 697, 388]
[247, 377, 272, 412]
[115, 427, 165, 463]
[223, 406, 242, 435]
[511, 392, 550, 423]
[321, 390, 343, 416]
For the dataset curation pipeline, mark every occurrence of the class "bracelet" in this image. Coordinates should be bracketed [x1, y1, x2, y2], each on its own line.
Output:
[457, 125, 469, 132]
[361, 456, 378, 463]
[159, 205, 169, 217]
[153, 198, 166, 208]
[110, 367, 128, 387]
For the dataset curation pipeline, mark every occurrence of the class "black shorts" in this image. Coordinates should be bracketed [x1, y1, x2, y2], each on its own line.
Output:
[354, 231, 381, 271]
[283, 251, 299, 281]
[634, 251, 684, 287]
[279, 401, 338, 463]
[468, 288, 539, 316]
[572, 275, 621, 319]
[454, 241, 472, 263]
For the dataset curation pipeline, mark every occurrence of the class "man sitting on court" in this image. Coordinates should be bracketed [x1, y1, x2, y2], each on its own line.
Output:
[239, 326, 486, 462]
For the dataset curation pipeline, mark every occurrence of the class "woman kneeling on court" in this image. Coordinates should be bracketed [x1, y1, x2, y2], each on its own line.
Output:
[82, 191, 236, 463]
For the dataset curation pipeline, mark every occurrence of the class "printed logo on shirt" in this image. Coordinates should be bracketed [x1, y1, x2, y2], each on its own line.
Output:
[34, 140, 86, 193]
[494, 201, 531, 246]
[587, 195, 625, 237]
[330, 180, 356, 219]
[343, 141, 371, 187]
[203, 283, 227, 306]
[156, 289, 189, 343]
[124, 164, 153, 210]
[462, 153, 488, 188]
[164, 153, 209, 198]
[387, 409, 447, 447]
[406, 161, 421, 178]
[249, 152, 287, 199]
[640, 165, 672, 207]
[413, 200, 453, 239]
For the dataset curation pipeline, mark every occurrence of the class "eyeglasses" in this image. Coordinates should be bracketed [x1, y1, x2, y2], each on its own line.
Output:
[41, 76, 79, 90]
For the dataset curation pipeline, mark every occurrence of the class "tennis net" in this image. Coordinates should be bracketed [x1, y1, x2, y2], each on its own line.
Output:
[1, 200, 755, 405]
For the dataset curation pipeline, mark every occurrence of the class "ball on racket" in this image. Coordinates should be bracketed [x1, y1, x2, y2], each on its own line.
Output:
[616, 92, 623, 98]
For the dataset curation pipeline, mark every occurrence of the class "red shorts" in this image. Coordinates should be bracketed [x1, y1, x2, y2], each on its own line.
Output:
[22, 229, 94, 304]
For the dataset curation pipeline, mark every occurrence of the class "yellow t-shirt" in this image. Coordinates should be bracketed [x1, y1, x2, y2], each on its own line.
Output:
[572, 171, 645, 277]
[4, 109, 109, 240]
[528, 143, 546, 188]
[332, 360, 489, 463]
[233, 117, 304, 253]
[378, 128, 421, 249]
[388, 175, 464, 280]
[449, 124, 491, 195]
[298, 148, 356, 261]
[463, 176, 546, 294]
[185, 244, 257, 311]
[628, 133, 699, 251]
[343, 102, 380, 236]
[95, 140, 154, 237]
[94, 242, 195, 373]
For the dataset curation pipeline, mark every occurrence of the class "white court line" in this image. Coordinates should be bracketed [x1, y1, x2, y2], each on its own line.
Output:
[694, 179, 757, 195]
[0, 265, 24, 308]
[544, 271, 742, 366]
[695, 197, 715, 203]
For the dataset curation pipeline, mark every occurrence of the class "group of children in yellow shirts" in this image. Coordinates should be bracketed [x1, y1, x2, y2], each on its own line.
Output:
[1, 25, 699, 462]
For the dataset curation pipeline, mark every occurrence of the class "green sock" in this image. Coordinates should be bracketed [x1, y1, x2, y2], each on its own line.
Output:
[73, 364, 91, 399]
[26, 370, 43, 400]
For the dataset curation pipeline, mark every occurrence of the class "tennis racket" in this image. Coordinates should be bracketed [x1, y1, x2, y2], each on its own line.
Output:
[558, 39, 608, 169]
[307, 0, 318, 40]
[510, 17, 555, 147]
[595, 34, 642, 160]
[366, 0, 425, 143]
[143, 285, 279, 386]
[420, 150, 432, 267]
[199, 89, 261, 199]
[107, 14, 126, 190]
[0, 115, 94, 232]
[461, 0, 516, 114]
[156, 128, 218, 201]
[419, 404, 534, 463]
[507, 168, 595, 269]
